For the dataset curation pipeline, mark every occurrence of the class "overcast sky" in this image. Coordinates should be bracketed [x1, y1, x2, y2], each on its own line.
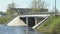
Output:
[0, 0, 59, 12]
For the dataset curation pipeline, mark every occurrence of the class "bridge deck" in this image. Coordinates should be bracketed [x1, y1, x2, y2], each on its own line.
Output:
[19, 14, 50, 18]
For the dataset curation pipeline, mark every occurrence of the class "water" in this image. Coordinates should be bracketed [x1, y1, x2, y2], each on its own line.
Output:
[0, 25, 44, 34]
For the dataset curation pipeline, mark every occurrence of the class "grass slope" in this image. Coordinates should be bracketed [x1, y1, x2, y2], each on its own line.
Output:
[36, 16, 60, 34]
[0, 16, 14, 25]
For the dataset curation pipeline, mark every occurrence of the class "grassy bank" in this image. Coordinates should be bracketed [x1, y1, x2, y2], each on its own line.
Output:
[36, 16, 60, 34]
[0, 16, 14, 25]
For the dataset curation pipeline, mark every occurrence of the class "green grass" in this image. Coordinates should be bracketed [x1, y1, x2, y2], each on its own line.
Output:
[0, 16, 14, 25]
[36, 16, 60, 34]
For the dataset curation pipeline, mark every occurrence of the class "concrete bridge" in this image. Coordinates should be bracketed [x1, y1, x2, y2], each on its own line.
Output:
[7, 14, 50, 29]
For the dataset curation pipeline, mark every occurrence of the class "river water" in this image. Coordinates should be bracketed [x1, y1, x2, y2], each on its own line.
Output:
[0, 25, 45, 34]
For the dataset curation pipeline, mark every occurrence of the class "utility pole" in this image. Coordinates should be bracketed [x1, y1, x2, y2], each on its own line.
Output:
[55, 0, 57, 14]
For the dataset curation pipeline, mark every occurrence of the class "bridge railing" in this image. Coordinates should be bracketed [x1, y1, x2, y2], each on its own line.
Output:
[19, 12, 56, 15]
[32, 15, 51, 29]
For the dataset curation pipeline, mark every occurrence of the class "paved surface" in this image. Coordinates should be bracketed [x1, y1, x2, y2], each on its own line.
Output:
[7, 16, 27, 26]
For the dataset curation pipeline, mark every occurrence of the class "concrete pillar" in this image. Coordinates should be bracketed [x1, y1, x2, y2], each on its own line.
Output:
[35, 17, 37, 25]
[26, 17, 28, 34]
[35, 17, 37, 34]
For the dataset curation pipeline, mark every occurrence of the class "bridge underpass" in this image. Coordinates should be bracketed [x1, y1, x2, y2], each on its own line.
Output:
[19, 15, 50, 27]
[7, 14, 50, 28]
[20, 17, 45, 27]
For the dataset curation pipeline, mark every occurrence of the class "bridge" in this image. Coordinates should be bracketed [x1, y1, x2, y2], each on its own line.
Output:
[7, 14, 50, 29]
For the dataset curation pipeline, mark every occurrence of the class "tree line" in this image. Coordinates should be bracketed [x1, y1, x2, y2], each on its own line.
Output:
[6, 0, 58, 16]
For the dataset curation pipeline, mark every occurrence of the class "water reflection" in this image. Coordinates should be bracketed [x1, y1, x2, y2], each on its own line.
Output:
[0, 25, 43, 34]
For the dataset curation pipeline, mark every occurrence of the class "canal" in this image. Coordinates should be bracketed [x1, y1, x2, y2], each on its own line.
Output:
[0, 25, 45, 34]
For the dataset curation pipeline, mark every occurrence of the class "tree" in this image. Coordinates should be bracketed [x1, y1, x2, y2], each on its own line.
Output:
[52, 7, 58, 12]
[30, 0, 48, 12]
[52, 7, 59, 17]
[6, 2, 16, 16]
[7, 2, 15, 9]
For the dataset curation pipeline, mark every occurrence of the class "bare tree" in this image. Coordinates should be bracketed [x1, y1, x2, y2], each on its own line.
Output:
[30, 0, 48, 12]
[6, 2, 16, 16]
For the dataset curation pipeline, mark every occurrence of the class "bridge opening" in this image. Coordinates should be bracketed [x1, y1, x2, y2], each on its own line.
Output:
[20, 17, 35, 27]
[28, 17, 35, 27]
[20, 17, 26, 24]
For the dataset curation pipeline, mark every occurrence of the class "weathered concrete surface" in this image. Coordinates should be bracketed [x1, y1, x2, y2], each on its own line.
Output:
[32, 15, 50, 29]
[7, 16, 27, 26]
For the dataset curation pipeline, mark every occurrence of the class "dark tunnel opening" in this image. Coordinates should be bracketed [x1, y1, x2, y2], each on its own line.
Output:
[20, 17, 35, 27]
[28, 17, 35, 27]
[20, 17, 26, 24]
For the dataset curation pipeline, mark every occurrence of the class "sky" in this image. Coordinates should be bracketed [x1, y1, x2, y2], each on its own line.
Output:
[0, 0, 60, 12]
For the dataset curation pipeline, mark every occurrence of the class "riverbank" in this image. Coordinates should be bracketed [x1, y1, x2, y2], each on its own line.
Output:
[36, 15, 60, 34]
[0, 16, 14, 25]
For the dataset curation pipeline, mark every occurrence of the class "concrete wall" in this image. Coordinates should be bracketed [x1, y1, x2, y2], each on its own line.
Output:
[37, 18, 44, 24]
[7, 16, 27, 26]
